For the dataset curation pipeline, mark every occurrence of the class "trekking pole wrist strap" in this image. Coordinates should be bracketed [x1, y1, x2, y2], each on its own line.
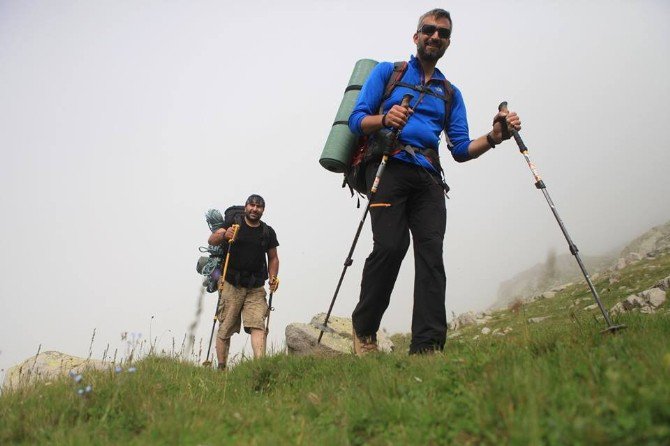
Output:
[381, 113, 388, 127]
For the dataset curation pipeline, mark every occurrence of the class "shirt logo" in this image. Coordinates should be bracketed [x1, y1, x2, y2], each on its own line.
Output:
[434, 86, 443, 95]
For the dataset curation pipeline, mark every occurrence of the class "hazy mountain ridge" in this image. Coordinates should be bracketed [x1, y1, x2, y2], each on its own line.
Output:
[493, 220, 670, 309]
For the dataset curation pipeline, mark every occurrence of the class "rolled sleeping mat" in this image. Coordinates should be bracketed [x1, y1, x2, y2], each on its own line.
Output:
[319, 59, 378, 173]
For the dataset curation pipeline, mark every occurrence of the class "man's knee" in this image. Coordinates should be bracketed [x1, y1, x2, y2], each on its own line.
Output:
[373, 238, 410, 262]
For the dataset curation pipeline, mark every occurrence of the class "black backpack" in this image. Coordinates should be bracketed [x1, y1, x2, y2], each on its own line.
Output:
[344, 61, 454, 197]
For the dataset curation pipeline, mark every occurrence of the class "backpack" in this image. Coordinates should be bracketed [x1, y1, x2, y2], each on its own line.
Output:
[343, 61, 454, 197]
[196, 206, 271, 293]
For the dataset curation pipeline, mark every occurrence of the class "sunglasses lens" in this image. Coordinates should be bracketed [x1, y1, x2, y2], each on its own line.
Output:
[420, 24, 450, 39]
[421, 25, 436, 36]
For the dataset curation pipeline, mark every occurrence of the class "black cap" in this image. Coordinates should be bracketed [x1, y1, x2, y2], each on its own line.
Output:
[245, 194, 265, 207]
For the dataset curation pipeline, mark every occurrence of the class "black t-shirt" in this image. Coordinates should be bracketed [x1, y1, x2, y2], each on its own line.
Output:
[227, 220, 279, 274]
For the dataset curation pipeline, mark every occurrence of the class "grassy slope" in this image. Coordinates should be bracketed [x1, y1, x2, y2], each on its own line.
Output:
[1, 253, 669, 445]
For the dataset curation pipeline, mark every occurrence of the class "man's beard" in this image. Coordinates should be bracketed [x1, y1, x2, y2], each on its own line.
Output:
[417, 40, 446, 62]
[245, 212, 261, 222]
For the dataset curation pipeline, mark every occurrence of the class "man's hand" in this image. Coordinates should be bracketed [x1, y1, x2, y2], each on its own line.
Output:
[383, 103, 414, 130]
[223, 224, 240, 242]
[491, 110, 521, 144]
[269, 276, 280, 293]
[223, 227, 235, 241]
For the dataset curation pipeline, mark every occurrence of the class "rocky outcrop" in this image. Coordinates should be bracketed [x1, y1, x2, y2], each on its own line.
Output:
[285, 313, 393, 356]
[494, 252, 614, 309]
[618, 221, 670, 260]
[494, 220, 670, 309]
[3, 351, 108, 391]
[448, 311, 494, 331]
[610, 275, 668, 315]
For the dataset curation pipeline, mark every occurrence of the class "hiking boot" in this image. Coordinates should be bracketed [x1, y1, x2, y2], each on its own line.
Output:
[352, 329, 378, 356]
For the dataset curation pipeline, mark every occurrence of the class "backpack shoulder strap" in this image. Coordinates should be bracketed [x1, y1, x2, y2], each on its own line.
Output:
[441, 79, 455, 146]
[260, 221, 270, 250]
[442, 79, 454, 128]
[379, 61, 408, 113]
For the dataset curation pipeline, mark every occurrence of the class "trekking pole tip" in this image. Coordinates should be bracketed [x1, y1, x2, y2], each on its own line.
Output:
[601, 324, 627, 334]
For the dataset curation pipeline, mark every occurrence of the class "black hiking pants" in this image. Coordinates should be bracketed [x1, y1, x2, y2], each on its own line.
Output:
[352, 159, 447, 353]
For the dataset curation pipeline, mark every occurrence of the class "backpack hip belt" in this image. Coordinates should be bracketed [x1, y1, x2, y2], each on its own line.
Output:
[225, 267, 267, 289]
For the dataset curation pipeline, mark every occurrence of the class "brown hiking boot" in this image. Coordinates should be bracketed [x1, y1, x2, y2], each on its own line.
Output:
[353, 329, 378, 356]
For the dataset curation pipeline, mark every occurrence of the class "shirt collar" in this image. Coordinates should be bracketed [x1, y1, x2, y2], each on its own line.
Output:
[409, 54, 446, 81]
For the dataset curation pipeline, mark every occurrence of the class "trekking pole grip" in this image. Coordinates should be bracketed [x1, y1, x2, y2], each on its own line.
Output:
[399, 94, 412, 124]
[229, 224, 240, 244]
[401, 94, 412, 108]
[498, 101, 527, 152]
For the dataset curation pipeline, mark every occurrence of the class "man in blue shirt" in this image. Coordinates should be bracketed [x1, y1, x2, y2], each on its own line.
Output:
[348, 8, 521, 355]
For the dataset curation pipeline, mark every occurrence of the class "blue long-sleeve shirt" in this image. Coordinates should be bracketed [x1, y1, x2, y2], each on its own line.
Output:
[348, 55, 473, 169]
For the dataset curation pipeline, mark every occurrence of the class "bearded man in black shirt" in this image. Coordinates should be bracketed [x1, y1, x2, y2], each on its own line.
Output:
[207, 194, 280, 369]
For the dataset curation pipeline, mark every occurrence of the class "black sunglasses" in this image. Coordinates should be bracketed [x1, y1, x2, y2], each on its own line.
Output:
[419, 24, 451, 39]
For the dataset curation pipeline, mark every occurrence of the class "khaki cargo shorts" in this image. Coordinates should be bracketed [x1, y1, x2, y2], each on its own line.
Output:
[216, 280, 268, 339]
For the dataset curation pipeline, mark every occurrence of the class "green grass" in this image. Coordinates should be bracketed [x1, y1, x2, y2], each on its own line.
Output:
[2, 253, 669, 445]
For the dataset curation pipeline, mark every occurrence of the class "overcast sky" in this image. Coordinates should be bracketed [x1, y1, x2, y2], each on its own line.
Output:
[1, 0, 669, 381]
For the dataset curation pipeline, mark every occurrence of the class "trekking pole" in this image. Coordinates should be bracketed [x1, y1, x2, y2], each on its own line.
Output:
[499, 101, 625, 333]
[203, 224, 240, 366]
[264, 291, 274, 355]
[318, 94, 413, 343]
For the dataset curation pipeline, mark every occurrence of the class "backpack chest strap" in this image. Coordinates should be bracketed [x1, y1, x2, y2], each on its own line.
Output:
[394, 81, 449, 102]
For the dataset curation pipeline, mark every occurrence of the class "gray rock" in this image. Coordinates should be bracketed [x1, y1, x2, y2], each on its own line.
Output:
[285, 313, 393, 356]
[481, 327, 491, 335]
[528, 316, 552, 324]
[541, 291, 557, 299]
[639, 287, 666, 308]
[654, 275, 670, 291]
[614, 258, 627, 271]
[449, 311, 477, 331]
[584, 304, 599, 311]
[3, 351, 108, 391]
[626, 252, 643, 262]
[475, 315, 493, 325]
[610, 294, 651, 315]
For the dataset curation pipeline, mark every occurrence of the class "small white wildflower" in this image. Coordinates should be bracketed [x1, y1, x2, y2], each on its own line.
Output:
[115, 366, 122, 373]
[77, 388, 85, 396]
[414, 376, 422, 383]
[74, 374, 83, 383]
[127, 367, 137, 373]
[85, 385, 92, 393]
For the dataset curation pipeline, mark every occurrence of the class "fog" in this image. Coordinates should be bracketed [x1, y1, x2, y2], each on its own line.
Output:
[1, 0, 669, 381]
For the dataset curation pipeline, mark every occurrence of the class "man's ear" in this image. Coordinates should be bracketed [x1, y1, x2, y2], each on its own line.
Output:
[413, 32, 419, 45]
